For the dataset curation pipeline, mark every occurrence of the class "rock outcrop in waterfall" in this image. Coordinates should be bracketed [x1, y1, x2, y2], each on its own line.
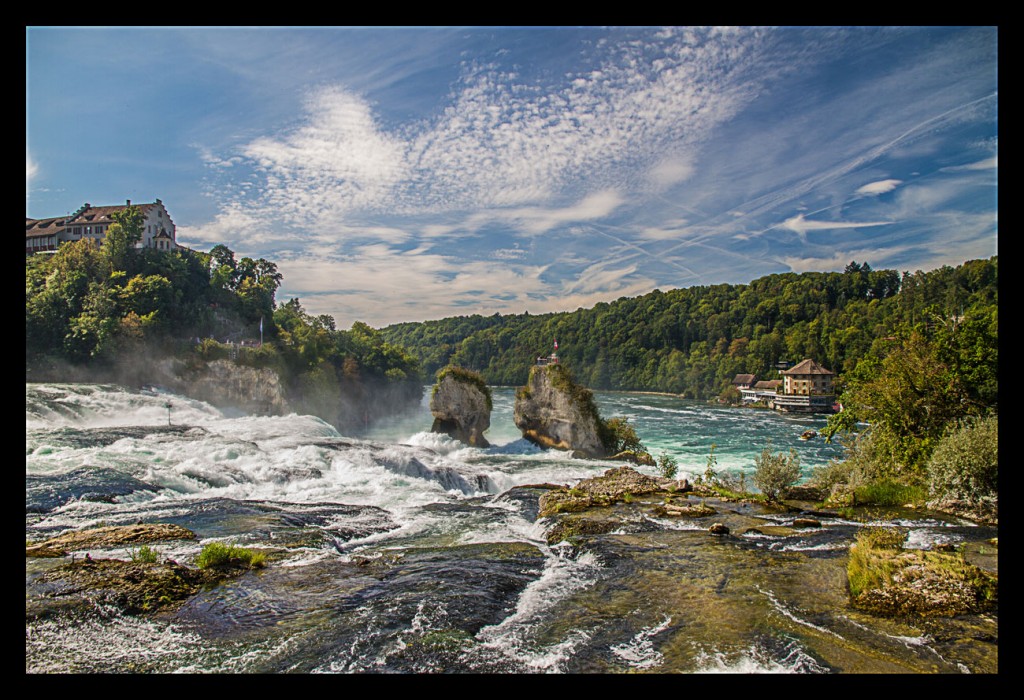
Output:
[513, 363, 610, 458]
[429, 367, 492, 447]
[171, 359, 290, 416]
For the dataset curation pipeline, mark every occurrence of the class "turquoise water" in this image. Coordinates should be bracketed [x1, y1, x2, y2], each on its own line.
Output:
[368, 386, 846, 485]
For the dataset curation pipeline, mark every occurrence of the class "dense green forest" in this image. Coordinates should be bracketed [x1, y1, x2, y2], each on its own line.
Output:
[381, 258, 997, 400]
[25, 205, 422, 423]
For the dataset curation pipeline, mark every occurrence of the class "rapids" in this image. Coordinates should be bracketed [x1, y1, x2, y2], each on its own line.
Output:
[26, 383, 997, 673]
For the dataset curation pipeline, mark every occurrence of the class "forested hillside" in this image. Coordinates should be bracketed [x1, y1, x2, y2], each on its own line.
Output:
[381, 258, 997, 399]
[25, 205, 422, 423]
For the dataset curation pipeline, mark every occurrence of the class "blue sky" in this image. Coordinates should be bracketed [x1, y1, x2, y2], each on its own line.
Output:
[26, 26, 998, 329]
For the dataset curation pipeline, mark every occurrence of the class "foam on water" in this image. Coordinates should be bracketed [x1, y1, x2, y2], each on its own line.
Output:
[758, 585, 844, 641]
[471, 548, 603, 672]
[610, 614, 673, 670]
[692, 638, 830, 674]
[26, 603, 212, 673]
[904, 528, 962, 550]
[27, 383, 224, 429]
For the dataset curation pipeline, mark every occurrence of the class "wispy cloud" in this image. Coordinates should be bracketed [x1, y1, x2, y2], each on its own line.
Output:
[26, 152, 38, 188]
[241, 86, 408, 227]
[210, 27, 777, 238]
[782, 213, 894, 236]
[941, 156, 997, 172]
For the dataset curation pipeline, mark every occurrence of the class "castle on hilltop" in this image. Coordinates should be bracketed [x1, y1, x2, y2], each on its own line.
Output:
[26, 199, 177, 254]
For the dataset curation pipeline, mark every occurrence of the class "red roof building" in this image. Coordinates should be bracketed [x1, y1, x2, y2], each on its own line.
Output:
[26, 199, 177, 253]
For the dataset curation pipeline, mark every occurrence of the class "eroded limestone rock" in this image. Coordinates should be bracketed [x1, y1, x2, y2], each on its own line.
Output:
[430, 368, 491, 447]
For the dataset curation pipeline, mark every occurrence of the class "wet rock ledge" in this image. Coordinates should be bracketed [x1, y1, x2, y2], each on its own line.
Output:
[26, 523, 259, 619]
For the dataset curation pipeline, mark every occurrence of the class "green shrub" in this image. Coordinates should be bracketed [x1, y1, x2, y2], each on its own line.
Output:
[752, 444, 801, 501]
[196, 541, 267, 570]
[927, 415, 998, 505]
[129, 544, 158, 564]
[196, 338, 230, 361]
[854, 479, 927, 506]
[656, 452, 679, 480]
[601, 416, 645, 454]
[809, 457, 861, 494]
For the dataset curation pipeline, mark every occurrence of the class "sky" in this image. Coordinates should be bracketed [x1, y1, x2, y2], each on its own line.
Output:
[26, 26, 998, 330]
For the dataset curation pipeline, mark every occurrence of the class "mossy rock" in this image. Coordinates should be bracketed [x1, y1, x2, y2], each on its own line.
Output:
[33, 557, 237, 617]
[538, 466, 663, 517]
[545, 515, 621, 545]
[27, 523, 196, 557]
[848, 529, 998, 617]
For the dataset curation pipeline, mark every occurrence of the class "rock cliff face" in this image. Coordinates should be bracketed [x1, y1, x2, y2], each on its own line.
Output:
[173, 359, 290, 416]
[430, 368, 491, 447]
[513, 364, 608, 458]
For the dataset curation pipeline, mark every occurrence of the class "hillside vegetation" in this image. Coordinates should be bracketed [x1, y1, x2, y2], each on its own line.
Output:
[382, 259, 996, 399]
[25, 206, 422, 429]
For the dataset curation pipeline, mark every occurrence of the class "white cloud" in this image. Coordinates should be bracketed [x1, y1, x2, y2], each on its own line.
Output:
[782, 213, 893, 235]
[177, 205, 278, 248]
[241, 86, 408, 226]
[779, 247, 912, 274]
[476, 189, 626, 236]
[941, 156, 997, 172]
[562, 258, 641, 296]
[855, 179, 902, 196]
[648, 156, 696, 191]
[275, 249, 553, 328]
[209, 28, 772, 231]
[892, 181, 976, 218]
[26, 153, 38, 187]
[636, 222, 693, 241]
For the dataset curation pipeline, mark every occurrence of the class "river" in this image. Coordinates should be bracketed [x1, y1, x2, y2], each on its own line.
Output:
[26, 383, 997, 673]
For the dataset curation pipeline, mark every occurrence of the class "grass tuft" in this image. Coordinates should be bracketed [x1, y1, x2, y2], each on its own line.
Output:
[129, 544, 159, 564]
[196, 541, 267, 570]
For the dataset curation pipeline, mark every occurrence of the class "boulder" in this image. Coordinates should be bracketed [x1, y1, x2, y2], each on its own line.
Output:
[429, 368, 492, 447]
[652, 502, 716, 518]
[791, 518, 822, 529]
[513, 364, 609, 458]
[538, 466, 663, 517]
[709, 523, 730, 535]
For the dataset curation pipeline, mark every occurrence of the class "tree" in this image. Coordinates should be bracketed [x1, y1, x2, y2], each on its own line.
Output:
[105, 204, 145, 271]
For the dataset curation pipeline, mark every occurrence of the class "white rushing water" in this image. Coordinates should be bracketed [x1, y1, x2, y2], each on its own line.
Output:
[27, 382, 994, 674]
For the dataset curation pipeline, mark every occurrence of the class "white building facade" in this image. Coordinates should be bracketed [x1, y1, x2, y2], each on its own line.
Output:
[26, 199, 177, 253]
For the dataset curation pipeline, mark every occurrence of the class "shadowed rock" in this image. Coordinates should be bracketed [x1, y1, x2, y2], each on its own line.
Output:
[429, 368, 491, 447]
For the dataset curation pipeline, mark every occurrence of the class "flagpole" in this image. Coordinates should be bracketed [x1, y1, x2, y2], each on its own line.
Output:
[260, 316, 264, 348]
